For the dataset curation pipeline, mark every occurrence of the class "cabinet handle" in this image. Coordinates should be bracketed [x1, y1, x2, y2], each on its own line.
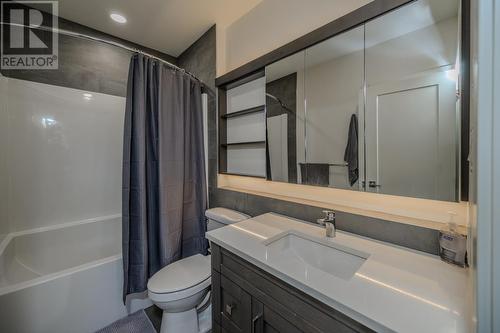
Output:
[225, 303, 235, 316]
[251, 313, 263, 333]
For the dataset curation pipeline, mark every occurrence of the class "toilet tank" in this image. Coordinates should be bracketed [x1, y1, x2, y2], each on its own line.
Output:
[205, 208, 250, 231]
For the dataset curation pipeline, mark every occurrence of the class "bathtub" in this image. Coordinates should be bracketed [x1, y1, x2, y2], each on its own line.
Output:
[0, 215, 150, 333]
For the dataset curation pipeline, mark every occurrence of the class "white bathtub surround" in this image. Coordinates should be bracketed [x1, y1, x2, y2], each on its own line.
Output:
[0, 216, 151, 333]
[3, 77, 124, 233]
[206, 213, 469, 333]
[0, 214, 120, 292]
[0, 77, 134, 332]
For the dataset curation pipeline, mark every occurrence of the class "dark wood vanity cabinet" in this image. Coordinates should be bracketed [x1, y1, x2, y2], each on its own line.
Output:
[211, 244, 374, 333]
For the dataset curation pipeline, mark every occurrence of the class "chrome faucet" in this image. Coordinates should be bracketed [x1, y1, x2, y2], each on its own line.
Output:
[317, 210, 336, 238]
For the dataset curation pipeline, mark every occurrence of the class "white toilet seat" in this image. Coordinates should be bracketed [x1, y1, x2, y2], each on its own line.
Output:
[147, 254, 211, 303]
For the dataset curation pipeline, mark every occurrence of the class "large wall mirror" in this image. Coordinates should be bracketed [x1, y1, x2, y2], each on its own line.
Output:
[265, 0, 463, 202]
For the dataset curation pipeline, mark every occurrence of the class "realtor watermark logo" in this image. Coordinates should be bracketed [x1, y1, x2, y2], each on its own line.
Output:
[1, 1, 58, 69]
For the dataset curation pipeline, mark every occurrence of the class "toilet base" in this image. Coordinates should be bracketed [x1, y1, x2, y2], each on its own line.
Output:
[198, 304, 212, 333]
[160, 308, 198, 333]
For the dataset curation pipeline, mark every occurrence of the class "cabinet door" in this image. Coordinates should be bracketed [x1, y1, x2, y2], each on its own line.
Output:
[252, 299, 303, 333]
[217, 274, 252, 333]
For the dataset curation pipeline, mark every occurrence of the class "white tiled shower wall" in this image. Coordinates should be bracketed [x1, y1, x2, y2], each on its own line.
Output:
[0, 76, 125, 233]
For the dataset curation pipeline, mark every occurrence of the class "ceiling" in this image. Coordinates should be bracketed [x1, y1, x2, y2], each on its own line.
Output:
[43, 0, 263, 57]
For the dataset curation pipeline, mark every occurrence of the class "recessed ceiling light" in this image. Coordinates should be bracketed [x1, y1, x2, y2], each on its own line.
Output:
[83, 93, 93, 100]
[110, 12, 127, 24]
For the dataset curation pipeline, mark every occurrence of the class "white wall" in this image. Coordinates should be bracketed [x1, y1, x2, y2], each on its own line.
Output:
[219, 0, 371, 75]
[474, 0, 500, 331]
[467, 1, 478, 330]
[3, 78, 125, 232]
[0, 75, 9, 242]
[366, 16, 458, 86]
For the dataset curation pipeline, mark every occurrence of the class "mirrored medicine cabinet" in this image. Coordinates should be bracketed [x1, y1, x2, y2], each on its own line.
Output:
[218, 0, 468, 203]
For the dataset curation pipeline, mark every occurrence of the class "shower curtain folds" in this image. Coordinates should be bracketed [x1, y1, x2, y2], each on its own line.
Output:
[122, 54, 208, 301]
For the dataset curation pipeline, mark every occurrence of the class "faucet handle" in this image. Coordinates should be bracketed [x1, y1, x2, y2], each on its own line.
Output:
[322, 210, 336, 221]
[319, 210, 336, 238]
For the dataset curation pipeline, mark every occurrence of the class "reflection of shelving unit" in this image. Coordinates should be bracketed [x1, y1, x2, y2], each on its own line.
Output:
[218, 71, 267, 178]
[220, 105, 265, 119]
[221, 141, 266, 147]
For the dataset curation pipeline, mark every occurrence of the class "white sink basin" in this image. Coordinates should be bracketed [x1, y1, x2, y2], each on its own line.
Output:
[263, 231, 369, 280]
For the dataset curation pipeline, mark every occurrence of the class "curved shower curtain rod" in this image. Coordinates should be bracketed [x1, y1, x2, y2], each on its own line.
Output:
[0, 21, 213, 94]
[266, 93, 293, 113]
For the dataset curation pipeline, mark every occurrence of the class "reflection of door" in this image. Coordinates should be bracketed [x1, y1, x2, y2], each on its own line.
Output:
[365, 71, 457, 201]
[267, 114, 288, 182]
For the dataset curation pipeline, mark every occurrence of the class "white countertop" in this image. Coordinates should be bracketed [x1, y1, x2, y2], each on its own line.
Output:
[206, 213, 469, 333]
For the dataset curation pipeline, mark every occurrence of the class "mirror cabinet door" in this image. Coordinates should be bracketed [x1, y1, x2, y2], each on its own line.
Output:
[263, 0, 462, 202]
[364, 0, 460, 201]
[265, 51, 305, 184]
[303, 26, 365, 190]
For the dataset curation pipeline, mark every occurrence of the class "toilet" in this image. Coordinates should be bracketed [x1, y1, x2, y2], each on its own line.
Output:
[147, 207, 250, 333]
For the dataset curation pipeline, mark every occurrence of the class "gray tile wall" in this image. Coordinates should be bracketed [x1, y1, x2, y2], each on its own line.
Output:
[1, 14, 177, 97]
[178, 26, 216, 93]
[178, 26, 218, 197]
[179, 25, 440, 255]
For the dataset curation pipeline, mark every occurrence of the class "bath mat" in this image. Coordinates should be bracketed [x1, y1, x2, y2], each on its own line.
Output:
[95, 310, 156, 333]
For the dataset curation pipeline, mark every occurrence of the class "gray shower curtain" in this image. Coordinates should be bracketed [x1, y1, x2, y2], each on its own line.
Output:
[122, 54, 208, 300]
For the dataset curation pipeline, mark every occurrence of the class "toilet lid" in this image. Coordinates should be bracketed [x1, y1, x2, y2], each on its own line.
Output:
[148, 254, 211, 294]
[205, 207, 250, 225]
